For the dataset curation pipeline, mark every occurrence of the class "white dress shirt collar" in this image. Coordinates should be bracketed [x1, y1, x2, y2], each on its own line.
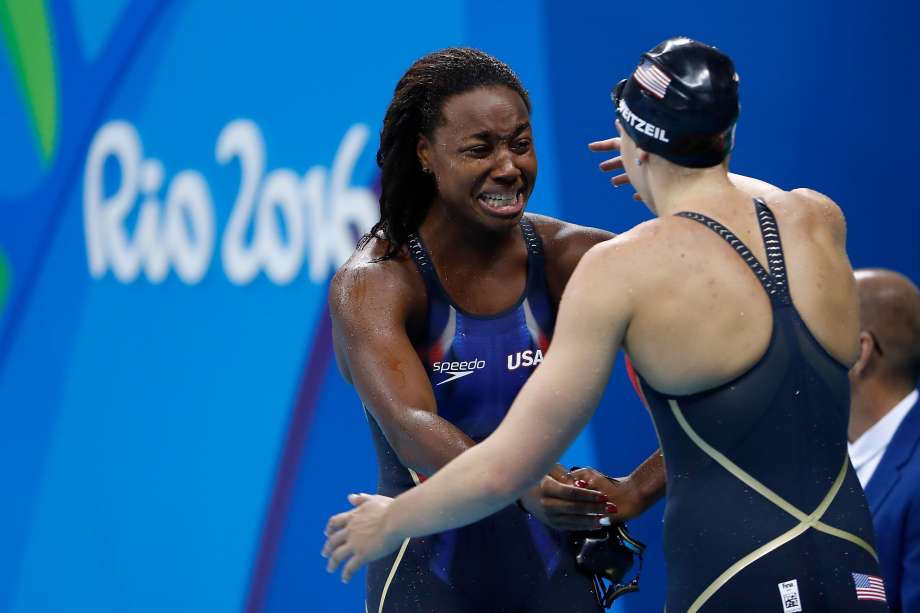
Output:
[848, 389, 918, 488]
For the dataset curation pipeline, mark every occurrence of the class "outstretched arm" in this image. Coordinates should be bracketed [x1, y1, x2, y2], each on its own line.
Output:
[324, 240, 635, 582]
[331, 259, 609, 532]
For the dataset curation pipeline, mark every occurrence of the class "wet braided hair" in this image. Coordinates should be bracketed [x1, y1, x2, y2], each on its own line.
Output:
[362, 47, 530, 259]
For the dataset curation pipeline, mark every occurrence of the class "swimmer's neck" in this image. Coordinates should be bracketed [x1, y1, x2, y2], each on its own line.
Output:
[645, 162, 744, 218]
[419, 201, 522, 262]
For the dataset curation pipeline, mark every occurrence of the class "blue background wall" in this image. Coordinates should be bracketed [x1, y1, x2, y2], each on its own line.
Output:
[0, 1, 916, 612]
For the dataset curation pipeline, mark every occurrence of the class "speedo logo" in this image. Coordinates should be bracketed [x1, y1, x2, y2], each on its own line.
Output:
[432, 359, 486, 386]
[507, 349, 544, 370]
[618, 99, 670, 143]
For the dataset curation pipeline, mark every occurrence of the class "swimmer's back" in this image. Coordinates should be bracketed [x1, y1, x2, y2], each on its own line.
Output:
[603, 185, 859, 396]
[600, 190, 883, 611]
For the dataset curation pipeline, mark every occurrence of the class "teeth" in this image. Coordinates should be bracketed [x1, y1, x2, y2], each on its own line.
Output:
[481, 193, 516, 205]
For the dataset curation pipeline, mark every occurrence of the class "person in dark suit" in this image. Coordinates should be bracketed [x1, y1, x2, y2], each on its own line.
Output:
[848, 268, 920, 612]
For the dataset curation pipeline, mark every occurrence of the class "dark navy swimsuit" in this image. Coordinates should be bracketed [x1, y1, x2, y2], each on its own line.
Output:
[636, 200, 887, 612]
[365, 217, 601, 612]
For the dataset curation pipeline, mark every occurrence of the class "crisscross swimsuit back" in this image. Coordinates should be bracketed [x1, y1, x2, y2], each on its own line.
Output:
[635, 199, 886, 612]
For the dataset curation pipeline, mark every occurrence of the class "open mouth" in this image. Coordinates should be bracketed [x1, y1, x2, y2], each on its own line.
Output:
[476, 189, 525, 218]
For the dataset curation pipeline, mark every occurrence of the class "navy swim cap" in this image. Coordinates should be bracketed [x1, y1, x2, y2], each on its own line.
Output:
[613, 37, 740, 168]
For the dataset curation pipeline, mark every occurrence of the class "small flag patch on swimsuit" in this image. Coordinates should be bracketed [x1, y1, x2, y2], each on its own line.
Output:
[852, 573, 887, 602]
[633, 61, 671, 99]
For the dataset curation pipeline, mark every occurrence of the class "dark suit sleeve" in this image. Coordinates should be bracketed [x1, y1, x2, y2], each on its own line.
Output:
[903, 492, 920, 612]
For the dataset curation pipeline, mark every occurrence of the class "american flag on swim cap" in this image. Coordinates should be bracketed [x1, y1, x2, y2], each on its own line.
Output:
[633, 60, 671, 99]
[851, 573, 887, 602]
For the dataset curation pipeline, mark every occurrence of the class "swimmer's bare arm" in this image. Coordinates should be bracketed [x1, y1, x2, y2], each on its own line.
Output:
[324, 239, 635, 581]
[533, 216, 667, 519]
[329, 261, 477, 477]
[527, 217, 666, 520]
[329, 258, 603, 530]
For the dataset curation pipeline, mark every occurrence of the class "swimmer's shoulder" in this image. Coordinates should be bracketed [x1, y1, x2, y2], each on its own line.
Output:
[577, 215, 729, 303]
[581, 218, 667, 283]
[728, 173, 784, 200]
[765, 187, 847, 246]
[526, 213, 615, 250]
[732, 173, 846, 245]
[328, 238, 427, 379]
[525, 213, 615, 302]
[329, 235, 427, 325]
[549, 223, 658, 322]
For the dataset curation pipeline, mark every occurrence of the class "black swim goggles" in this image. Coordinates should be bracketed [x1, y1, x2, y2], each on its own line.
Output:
[610, 78, 627, 108]
[568, 466, 646, 608]
[574, 521, 645, 608]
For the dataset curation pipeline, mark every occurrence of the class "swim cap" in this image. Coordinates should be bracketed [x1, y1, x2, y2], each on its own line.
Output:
[612, 37, 740, 168]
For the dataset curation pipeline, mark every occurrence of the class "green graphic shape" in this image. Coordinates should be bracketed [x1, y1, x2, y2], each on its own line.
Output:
[0, 0, 59, 164]
[0, 248, 11, 318]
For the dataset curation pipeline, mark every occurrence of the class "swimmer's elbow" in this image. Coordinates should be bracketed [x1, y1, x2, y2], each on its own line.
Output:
[383, 415, 450, 476]
[486, 449, 546, 500]
[386, 431, 429, 473]
[494, 474, 528, 503]
[485, 462, 535, 502]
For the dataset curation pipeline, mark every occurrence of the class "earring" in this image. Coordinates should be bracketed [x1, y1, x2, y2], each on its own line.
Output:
[635, 157, 642, 166]
[422, 167, 431, 174]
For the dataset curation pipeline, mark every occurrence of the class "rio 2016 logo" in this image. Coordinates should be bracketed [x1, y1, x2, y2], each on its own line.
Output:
[83, 120, 377, 285]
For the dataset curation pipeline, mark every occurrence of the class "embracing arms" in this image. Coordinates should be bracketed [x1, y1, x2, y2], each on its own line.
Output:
[330, 255, 611, 529]
[324, 239, 637, 581]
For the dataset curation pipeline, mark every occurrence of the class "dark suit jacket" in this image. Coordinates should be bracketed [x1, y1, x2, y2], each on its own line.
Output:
[865, 393, 920, 613]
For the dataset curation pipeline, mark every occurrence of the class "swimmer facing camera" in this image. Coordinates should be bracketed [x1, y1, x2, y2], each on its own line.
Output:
[325, 38, 887, 612]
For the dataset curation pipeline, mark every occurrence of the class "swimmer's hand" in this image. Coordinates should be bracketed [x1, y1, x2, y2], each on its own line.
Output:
[587, 137, 643, 202]
[323, 493, 402, 584]
[567, 468, 645, 521]
[520, 470, 614, 531]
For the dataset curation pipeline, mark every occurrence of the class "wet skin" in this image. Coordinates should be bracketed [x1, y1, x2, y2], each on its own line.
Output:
[418, 85, 536, 236]
[328, 84, 645, 542]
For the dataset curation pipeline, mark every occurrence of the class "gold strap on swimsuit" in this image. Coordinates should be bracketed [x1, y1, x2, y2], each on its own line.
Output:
[668, 399, 877, 613]
[375, 469, 423, 613]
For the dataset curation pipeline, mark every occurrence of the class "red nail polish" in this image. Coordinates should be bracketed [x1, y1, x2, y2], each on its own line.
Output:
[605, 503, 618, 514]
[598, 494, 609, 503]
[575, 480, 588, 488]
